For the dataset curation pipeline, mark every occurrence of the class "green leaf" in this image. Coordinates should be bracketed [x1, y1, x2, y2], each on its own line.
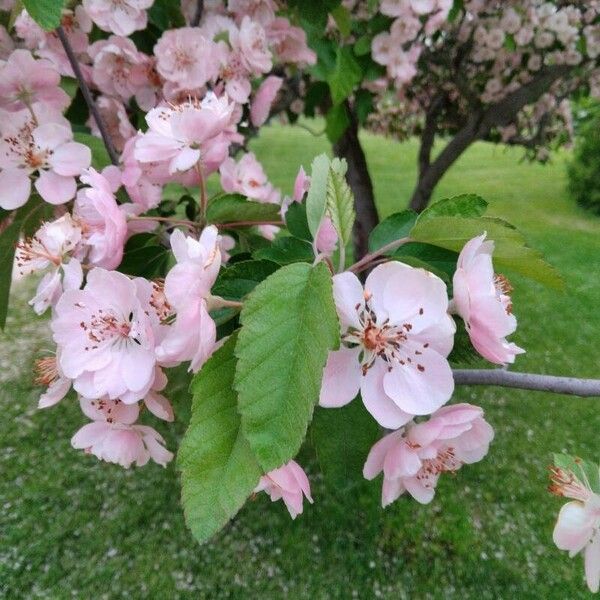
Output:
[22, 0, 64, 30]
[305, 153, 331, 238]
[354, 89, 374, 124]
[60, 77, 78, 99]
[354, 34, 373, 57]
[253, 237, 314, 265]
[327, 46, 362, 105]
[368, 210, 418, 253]
[325, 102, 350, 144]
[410, 216, 563, 289]
[326, 158, 355, 248]
[179, 334, 261, 544]
[212, 260, 279, 300]
[553, 454, 600, 495]
[0, 197, 51, 329]
[417, 194, 488, 222]
[284, 202, 311, 241]
[448, 0, 464, 22]
[311, 402, 379, 488]
[73, 132, 112, 170]
[118, 235, 170, 278]
[235, 262, 340, 471]
[148, 0, 185, 30]
[206, 194, 281, 225]
[331, 5, 351, 37]
[447, 318, 486, 367]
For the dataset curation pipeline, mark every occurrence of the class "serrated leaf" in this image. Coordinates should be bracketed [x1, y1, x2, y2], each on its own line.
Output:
[326, 159, 355, 248]
[234, 262, 340, 470]
[22, 0, 64, 30]
[0, 197, 52, 329]
[212, 260, 279, 300]
[410, 216, 563, 289]
[73, 132, 112, 170]
[253, 237, 314, 265]
[206, 194, 281, 225]
[327, 46, 362, 105]
[331, 5, 351, 37]
[306, 153, 331, 238]
[553, 454, 600, 495]
[368, 210, 418, 253]
[179, 334, 261, 544]
[118, 241, 170, 278]
[417, 194, 488, 222]
[311, 402, 379, 488]
[284, 202, 311, 241]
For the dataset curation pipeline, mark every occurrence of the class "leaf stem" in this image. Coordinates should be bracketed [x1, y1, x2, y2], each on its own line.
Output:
[347, 237, 411, 274]
[129, 215, 197, 229]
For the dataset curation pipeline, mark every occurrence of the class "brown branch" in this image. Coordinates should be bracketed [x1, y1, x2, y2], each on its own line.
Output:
[56, 26, 119, 166]
[191, 0, 204, 26]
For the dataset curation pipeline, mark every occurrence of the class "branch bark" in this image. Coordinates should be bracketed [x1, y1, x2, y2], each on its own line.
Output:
[409, 65, 572, 212]
[453, 369, 600, 397]
[334, 102, 379, 261]
[56, 26, 120, 166]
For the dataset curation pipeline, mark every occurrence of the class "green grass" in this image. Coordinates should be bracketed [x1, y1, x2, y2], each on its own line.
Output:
[2, 125, 600, 599]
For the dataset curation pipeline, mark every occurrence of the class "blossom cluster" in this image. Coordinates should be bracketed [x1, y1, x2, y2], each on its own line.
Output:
[0, 1, 521, 524]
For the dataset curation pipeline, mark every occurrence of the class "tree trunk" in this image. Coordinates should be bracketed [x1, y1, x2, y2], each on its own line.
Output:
[334, 106, 378, 260]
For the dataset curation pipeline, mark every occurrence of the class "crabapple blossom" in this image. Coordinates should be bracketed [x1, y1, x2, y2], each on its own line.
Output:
[250, 75, 283, 127]
[35, 354, 72, 409]
[155, 227, 222, 372]
[230, 16, 272, 74]
[452, 233, 525, 365]
[319, 262, 455, 428]
[83, 0, 153, 37]
[87, 96, 136, 153]
[315, 216, 338, 257]
[28, 258, 83, 315]
[154, 27, 220, 90]
[292, 166, 309, 202]
[254, 460, 313, 519]
[73, 169, 128, 270]
[0, 49, 70, 113]
[219, 152, 276, 201]
[551, 465, 600, 592]
[135, 93, 236, 177]
[51, 268, 162, 403]
[71, 397, 173, 468]
[0, 110, 91, 208]
[265, 17, 316, 66]
[363, 403, 494, 506]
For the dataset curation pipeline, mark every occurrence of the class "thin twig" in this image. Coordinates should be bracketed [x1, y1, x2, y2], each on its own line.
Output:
[217, 220, 284, 228]
[191, 0, 204, 26]
[129, 215, 198, 229]
[56, 25, 119, 166]
[453, 369, 600, 398]
[347, 237, 411, 274]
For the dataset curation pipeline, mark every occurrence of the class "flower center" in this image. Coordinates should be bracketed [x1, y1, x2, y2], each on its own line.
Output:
[416, 448, 462, 489]
[549, 465, 592, 502]
[79, 310, 142, 350]
[34, 356, 59, 386]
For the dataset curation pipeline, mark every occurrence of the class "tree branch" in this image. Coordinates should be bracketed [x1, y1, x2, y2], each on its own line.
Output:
[453, 369, 600, 398]
[56, 26, 119, 166]
[418, 92, 447, 176]
[191, 0, 204, 26]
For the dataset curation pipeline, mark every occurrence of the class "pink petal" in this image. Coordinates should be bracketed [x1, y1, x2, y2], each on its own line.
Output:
[553, 501, 594, 554]
[332, 271, 364, 330]
[49, 142, 92, 176]
[318, 347, 361, 408]
[0, 169, 31, 209]
[35, 170, 76, 204]
[168, 146, 200, 174]
[144, 391, 174, 422]
[363, 431, 402, 480]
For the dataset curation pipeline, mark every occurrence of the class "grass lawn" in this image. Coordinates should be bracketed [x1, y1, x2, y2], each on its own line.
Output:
[2, 124, 600, 599]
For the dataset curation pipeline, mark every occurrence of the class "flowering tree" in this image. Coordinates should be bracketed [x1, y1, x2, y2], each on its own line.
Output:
[1, 0, 600, 593]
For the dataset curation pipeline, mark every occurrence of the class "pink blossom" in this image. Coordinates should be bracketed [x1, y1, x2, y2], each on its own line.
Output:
[266, 17, 316, 66]
[293, 166, 310, 202]
[89, 36, 148, 102]
[87, 96, 135, 152]
[29, 258, 83, 315]
[83, 0, 152, 36]
[231, 16, 272, 74]
[52, 268, 162, 403]
[0, 25, 14, 61]
[363, 403, 494, 506]
[73, 169, 128, 270]
[72, 397, 173, 468]
[255, 460, 313, 519]
[35, 355, 72, 409]
[315, 216, 338, 256]
[135, 94, 235, 176]
[452, 233, 525, 365]
[250, 75, 283, 126]
[319, 262, 455, 428]
[219, 152, 275, 201]
[551, 466, 600, 592]
[0, 49, 70, 113]
[156, 227, 221, 372]
[0, 111, 91, 208]
[228, 0, 277, 26]
[154, 27, 219, 90]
